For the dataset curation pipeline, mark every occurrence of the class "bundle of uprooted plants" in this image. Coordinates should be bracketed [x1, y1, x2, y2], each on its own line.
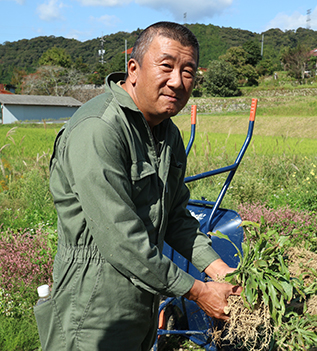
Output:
[209, 218, 317, 351]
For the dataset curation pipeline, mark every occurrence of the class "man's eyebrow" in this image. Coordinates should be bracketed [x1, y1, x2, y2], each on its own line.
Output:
[160, 53, 197, 70]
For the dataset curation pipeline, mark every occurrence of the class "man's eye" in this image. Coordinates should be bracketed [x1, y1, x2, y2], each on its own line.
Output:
[162, 63, 172, 69]
[183, 70, 195, 78]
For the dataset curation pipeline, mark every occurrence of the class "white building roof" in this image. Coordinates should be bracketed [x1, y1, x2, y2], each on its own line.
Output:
[0, 94, 82, 107]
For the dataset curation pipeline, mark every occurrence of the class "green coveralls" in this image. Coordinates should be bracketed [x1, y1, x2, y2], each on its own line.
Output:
[34, 73, 220, 351]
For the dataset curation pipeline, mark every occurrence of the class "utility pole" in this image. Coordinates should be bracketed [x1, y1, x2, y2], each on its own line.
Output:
[125, 39, 127, 72]
[98, 34, 106, 64]
[261, 34, 264, 57]
[307, 9, 311, 29]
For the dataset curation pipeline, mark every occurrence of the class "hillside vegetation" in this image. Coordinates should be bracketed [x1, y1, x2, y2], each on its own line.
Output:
[1, 24, 317, 84]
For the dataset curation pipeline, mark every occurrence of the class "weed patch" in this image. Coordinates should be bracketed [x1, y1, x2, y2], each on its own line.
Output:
[0, 117, 316, 350]
[212, 222, 317, 351]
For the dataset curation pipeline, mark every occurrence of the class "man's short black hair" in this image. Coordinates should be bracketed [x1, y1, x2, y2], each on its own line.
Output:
[130, 21, 199, 67]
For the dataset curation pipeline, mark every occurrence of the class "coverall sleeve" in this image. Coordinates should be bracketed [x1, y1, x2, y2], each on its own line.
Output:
[61, 117, 195, 297]
[164, 131, 220, 272]
[164, 181, 220, 272]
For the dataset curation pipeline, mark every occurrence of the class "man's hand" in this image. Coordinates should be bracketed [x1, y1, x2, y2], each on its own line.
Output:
[204, 258, 236, 280]
[183, 258, 242, 320]
[183, 279, 241, 321]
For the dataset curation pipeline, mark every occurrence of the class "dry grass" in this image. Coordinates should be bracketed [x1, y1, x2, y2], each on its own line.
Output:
[173, 114, 317, 140]
[287, 246, 317, 287]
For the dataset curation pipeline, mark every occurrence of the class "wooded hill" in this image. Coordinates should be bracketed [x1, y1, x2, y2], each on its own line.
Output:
[1, 23, 317, 84]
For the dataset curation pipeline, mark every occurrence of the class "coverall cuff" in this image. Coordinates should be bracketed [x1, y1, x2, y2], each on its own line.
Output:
[166, 269, 196, 297]
[192, 246, 221, 273]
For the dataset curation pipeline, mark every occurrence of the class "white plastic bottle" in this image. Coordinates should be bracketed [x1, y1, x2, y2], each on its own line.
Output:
[36, 284, 51, 306]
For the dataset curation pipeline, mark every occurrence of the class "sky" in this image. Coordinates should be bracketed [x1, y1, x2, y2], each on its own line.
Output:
[2, 0, 317, 44]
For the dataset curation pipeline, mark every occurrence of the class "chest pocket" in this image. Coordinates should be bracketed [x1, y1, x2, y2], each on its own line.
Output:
[165, 155, 184, 209]
[131, 161, 160, 229]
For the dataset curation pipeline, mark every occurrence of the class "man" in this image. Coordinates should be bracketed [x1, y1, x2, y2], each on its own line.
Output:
[35, 21, 241, 351]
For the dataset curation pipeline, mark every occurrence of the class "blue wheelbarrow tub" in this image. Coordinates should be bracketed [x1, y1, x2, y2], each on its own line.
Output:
[163, 202, 243, 282]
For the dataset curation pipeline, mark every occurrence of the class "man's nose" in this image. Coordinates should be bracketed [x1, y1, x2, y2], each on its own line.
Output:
[167, 70, 183, 89]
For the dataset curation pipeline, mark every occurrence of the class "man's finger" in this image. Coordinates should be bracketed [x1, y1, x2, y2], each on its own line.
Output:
[231, 285, 243, 295]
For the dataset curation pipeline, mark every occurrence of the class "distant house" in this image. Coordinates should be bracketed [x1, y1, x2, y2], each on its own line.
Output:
[0, 83, 15, 94]
[0, 94, 82, 124]
[122, 47, 133, 55]
[309, 48, 317, 57]
[306, 49, 317, 77]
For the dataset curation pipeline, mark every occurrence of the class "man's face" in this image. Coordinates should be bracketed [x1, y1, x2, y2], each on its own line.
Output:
[127, 35, 197, 129]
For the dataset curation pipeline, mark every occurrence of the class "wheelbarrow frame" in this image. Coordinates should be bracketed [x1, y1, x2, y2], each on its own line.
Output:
[153, 99, 257, 351]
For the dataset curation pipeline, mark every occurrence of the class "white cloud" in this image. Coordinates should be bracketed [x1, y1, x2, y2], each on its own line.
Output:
[265, 7, 317, 31]
[135, 0, 233, 22]
[265, 11, 306, 31]
[37, 0, 66, 21]
[75, 0, 232, 20]
[90, 14, 121, 27]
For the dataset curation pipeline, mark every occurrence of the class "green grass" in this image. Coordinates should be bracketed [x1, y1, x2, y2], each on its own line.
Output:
[0, 108, 316, 350]
[0, 312, 41, 351]
[181, 131, 317, 156]
[0, 124, 58, 231]
[1, 117, 316, 228]
[0, 123, 63, 159]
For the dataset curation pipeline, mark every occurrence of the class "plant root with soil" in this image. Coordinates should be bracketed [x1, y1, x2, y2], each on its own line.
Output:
[212, 295, 272, 351]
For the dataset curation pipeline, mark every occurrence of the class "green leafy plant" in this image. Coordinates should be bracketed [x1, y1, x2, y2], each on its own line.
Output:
[273, 312, 317, 351]
[212, 219, 317, 350]
[214, 218, 301, 326]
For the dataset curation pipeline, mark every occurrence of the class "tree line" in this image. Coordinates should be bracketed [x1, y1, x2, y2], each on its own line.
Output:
[1, 24, 317, 98]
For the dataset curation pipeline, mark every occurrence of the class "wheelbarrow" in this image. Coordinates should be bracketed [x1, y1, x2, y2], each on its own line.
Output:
[153, 99, 257, 351]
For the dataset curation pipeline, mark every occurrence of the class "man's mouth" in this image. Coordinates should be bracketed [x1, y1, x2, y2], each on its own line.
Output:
[163, 94, 179, 102]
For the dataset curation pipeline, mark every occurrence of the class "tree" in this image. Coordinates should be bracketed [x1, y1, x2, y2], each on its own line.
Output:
[242, 40, 262, 66]
[219, 47, 259, 85]
[88, 53, 126, 85]
[104, 52, 126, 73]
[203, 60, 240, 97]
[10, 67, 27, 93]
[88, 63, 107, 85]
[280, 44, 310, 80]
[22, 66, 85, 96]
[39, 47, 72, 68]
[73, 56, 90, 74]
[239, 64, 259, 86]
[256, 58, 277, 76]
[307, 55, 317, 77]
[219, 46, 247, 66]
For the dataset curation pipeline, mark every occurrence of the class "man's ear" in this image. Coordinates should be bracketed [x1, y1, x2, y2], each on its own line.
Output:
[127, 58, 139, 85]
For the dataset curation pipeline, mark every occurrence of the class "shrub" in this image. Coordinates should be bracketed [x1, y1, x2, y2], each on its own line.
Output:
[203, 60, 241, 97]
